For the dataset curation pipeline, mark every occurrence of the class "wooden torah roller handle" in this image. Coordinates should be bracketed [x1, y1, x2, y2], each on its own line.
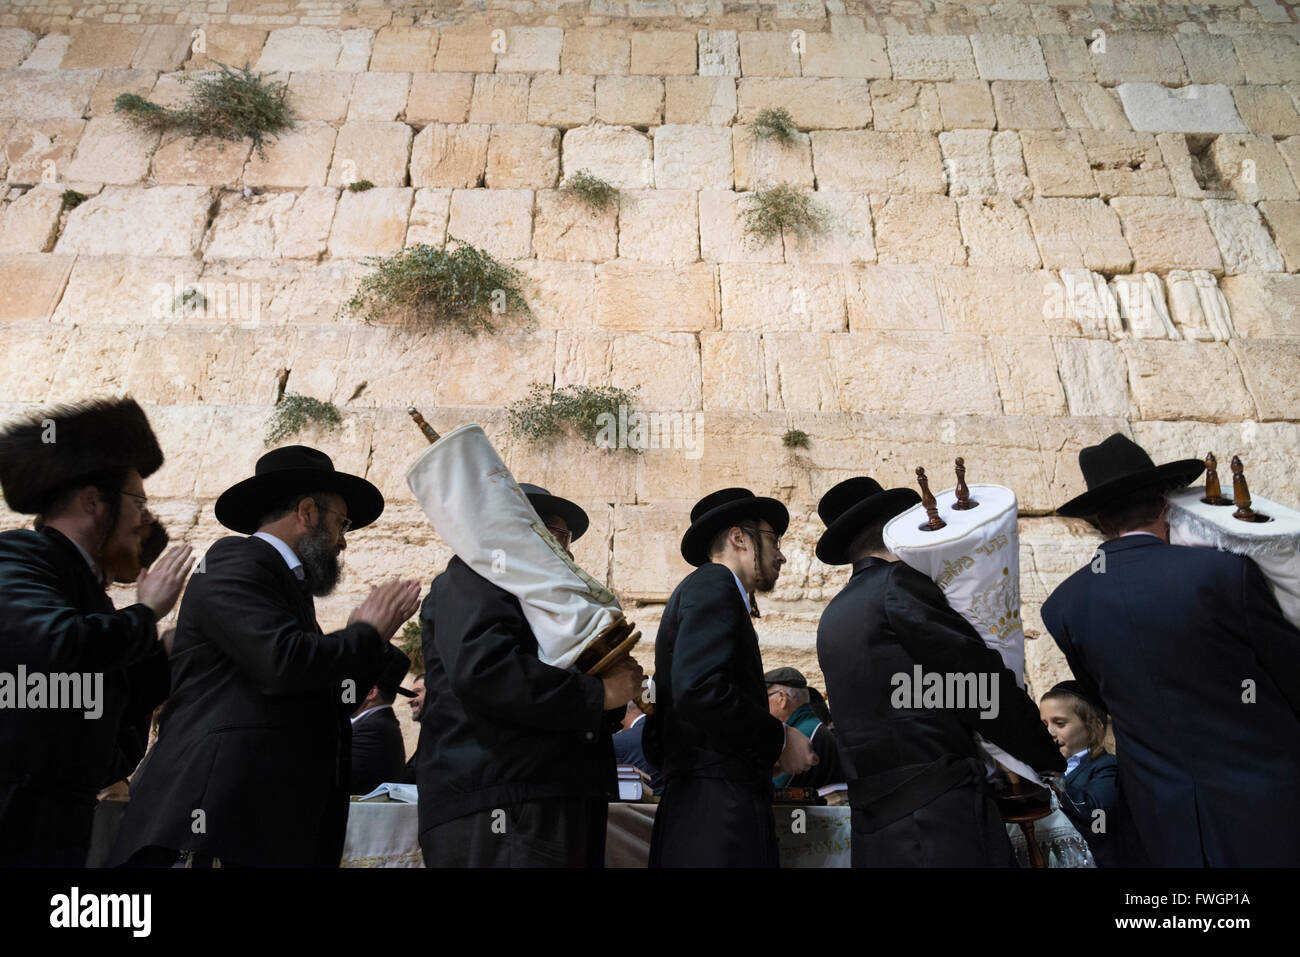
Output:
[576, 619, 653, 714]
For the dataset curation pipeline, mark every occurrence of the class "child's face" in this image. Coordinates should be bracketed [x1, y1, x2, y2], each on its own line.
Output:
[1040, 698, 1090, 759]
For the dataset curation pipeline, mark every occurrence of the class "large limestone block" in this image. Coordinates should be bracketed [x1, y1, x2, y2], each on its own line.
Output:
[1233, 35, 1298, 86]
[1021, 130, 1096, 196]
[338, 29, 375, 73]
[20, 36, 71, 72]
[406, 73, 473, 125]
[1203, 200, 1286, 274]
[869, 80, 942, 132]
[1232, 86, 1300, 138]
[1053, 337, 1130, 416]
[886, 35, 977, 81]
[1165, 270, 1233, 342]
[132, 25, 194, 71]
[561, 125, 652, 189]
[45, 325, 140, 397]
[562, 29, 630, 75]
[57, 185, 212, 257]
[496, 26, 563, 74]
[328, 122, 413, 188]
[63, 24, 141, 69]
[369, 25, 438, 72]
[698, 189, 783, 264]
[1207, 135, 1299, 202]
[1230, 339, 1300, 421]
[738, 31, 800, 78]
[1110, 196, 1224, 273]
[811, 131, 943, 193]
[242, 122, 336, 188]
[700, 331, 765, 411]
[610, 332, 702, 411]
[594, 261, 717, 331]
[1040, 35, 1098, 83]
[874, 194, 964, 266]
[0, 253, 73, 321]
[1026, 197, 1131, 272]
[595, 76, 663, 126]
[410, 123, 489, 189]
[611, 504, 695, 602]
[654, 125, 733, 190]
[257, 27, 343, 72]
[1054, 82, 1131, 132]
[697, 29, 740, 78]
[936, 80, 996, 130]
[50, 255, 201, 326]
[992, 131, 1033, 201]
[185, 25, 268, 72]
[0, 324, 74, 399]
[445, 188, 533, 260]
[664, 77, 736, 125]
[1116, 83, 1246, 134]
[618, 189, 699, 264]
[1175, 34, 1243, 86]
[1132, 421, 1300, 507]
[88, 69, 155, 118]
[468, 74, 529, 124]
[761, 332, 837, 411]
[433, 29, 496, 74]
[0, 28, 38, 69]
[630, 32, 697, 76]
[988, 337, 1067, 416]
[1123, 340, 1254, 422]
[404, 187, 451, 248]
[205, 189, 297, 259]
[0, 184, 64, 252]
[782, 191, 875, 265]
[533, 189, 617, 262]
[0, 70, 97, 120]
[719, 263, 847, 332]
[529, 74, 596, 128]
[285, 72, 354, 124]
[736, 78, 873, 130]
[938, 267, 1085, 338]
[733, 125, 813, 190]
[327, 187, 412, 257]
[516, 260, 597, 330]
[834, 334, 1002, 415]
[957, 197, 1040, 268]
[1091, 32, 1188, 86]
[971, 34, 1048, 81]
[990, 81, 1064, 130]
[486, 124, 560, 189]
[1259, 201, 1300, 272]
[846, 264, 945, 332]
[151, 134, 250, 186]
[1218, 274, 1300, 337]
[800, 33, 889, 79]
[347, 72, 410, 122]
[939, 129, 996, 196]
[1080, 131, 1172, 197]
[437, 329, 556, 407]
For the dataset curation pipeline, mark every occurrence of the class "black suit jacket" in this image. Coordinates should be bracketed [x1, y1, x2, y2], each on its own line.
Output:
[817, 558, 1062, 810]
[110, 534, 387, 867]
[0, 527, 167, 865]
[1042, 535, 1300, 866]
[349, 705, 407, 795]
[414, 556, 619, 833]
[613, 716, 664, 794]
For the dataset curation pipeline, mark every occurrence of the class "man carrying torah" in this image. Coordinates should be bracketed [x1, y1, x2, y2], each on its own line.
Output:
[1042, 434, 1300, 867]
[815, 477, 1063, 867]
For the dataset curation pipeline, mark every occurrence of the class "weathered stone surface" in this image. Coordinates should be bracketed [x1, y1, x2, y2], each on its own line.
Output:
[432, 29, 495, 74]
[760, 332, 837, 411]
[618, 189, 699, 264]
[697, 29, 740, 78]
[811, 131, 943, 193]
[19, 35, 72, 71]
[737, 31, 799, 78]
[783, 191, 875, 265]
[1092, 32, 1188, 87]
[1021, 130, 1096, 196]
[257, 27, 344, 72]
[1053, 81, 1130, 132]
[59, 116, 155, 185]
[285, 71, 354, 123]
[971, 34, 1048, 81]
[887, 35, 977, 81]
[1207, 135, 1300, 202]
[131, 24, 194, 71]
[1132, 420, 1300, 507]
[533, 188, 617, 262]
[1175, 34, 1244, 86]
[446, 188, 533, 260]
[700, 331, 765, 411]
[347, 71, 410, 122]
[496, 26, 563, 74]
[836, 334, 1002, 415]
[0, 184, 64, 252]
[1123, 340, 1254, 422]
[992, 131, 1033, 201]
[595, 76, 663, 126]
[369, 25, 437, 72]
[990, 80, 1063, 130]
[62, 24, 141, 69]
[0, 253, 73, 321]
[874, 194, 964, 266]
[1165, 270, 1233, 342]
[610, 332, 702, 411]
[486, 124, 560, 189]
[1026, 198, 1132, 272]
[562, 28, 630, 76]
[151, 134, 250, 186]
[936, 80, 995, 130]
[328, 122, 412, 187]
[957, 197, 1040, 268]
[410, 123, 489, 189]
[869, 80, 942, 132]
[720, 263, 847, 332]
[1111, 273, 1178, 340]
[1230, 339, 1300, 421]
[1080, 130, 1172, 197]
[664, 77, 738, 126]
[653, 124, 732, 190]
[1232, 86, 1300, 138]
[517, 260, 596, 330]
[1110, 197, 1224, 274]
[989, 336, 1067, 416]
[1053, 337, 1130, 416]
[1233, 34, 1299, 87]
[242, 121, 336, 188]
[57, 185, 212, 257]
[630, 31, 696, 76]
[205, 190, 296, 259]
[185, 25, 267, 72]
[404, 187, 450, 248]
[561, 125, 652, 189]
[1117, 83, 1246, 134]
[1219, 274, 1300, 338]
[406, 73, 473, 125]
[327, 187, 412, 257]
[0, 70, 97, 120]
[699, 189, 783, 264]
[528, 74, 596, 128]
[847, 264, 945, 332]
[468, 74, 529, 124]
[1259, 201, 1300, 272]
[1203, 200, 1286, 274]
[736, 78, 872, 130]
[0, 28, 38, 69]
[87, 68, 155, 118]
[1039, 34, 1097, 83]
[435, 328, 555, 407]
[49, 255, 200, 327]
[801, 32, 889, 79]
[733, 125, 813, 190]
[594, 261, 717, 331]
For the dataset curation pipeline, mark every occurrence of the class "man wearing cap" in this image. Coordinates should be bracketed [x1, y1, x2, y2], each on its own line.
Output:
[815, 477, 1063, 867]
[416, 484, 644, 867]
[111, 446, 421, 868]
[765, 667, 843, 790]
[350, 646, 415, 795]
[0, 397, 194, 866]
[647, 488, 817, 868]
[1042, 433, 1300, 866]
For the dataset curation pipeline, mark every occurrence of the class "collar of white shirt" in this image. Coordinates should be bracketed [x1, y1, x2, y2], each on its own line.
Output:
[727, 566, 750, 612]
[66, 535, 106, 587]
[351, 703, 393, 725]
[252, 531, 304, 579]
[1118, 530, 1162, 539]
[1065, 748, 1089, 777]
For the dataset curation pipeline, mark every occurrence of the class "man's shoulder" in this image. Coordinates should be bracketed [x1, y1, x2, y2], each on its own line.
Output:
[0, 526, 53, 556]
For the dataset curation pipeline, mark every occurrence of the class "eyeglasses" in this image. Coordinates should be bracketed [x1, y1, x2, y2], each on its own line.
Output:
[317, 503, 352, 535]
[745, 527, 783, 551]
[545, 524, 572, 549]
[120, 490, 153, 519]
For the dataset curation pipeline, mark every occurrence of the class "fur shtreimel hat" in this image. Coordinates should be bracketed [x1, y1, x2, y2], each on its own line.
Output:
[0, 396, 164, 515]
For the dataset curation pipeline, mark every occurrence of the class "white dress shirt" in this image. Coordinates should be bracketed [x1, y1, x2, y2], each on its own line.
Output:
[1065, 748, 1089, 778]
[252, 531, 304, 579]
[351, 703, 393, 726]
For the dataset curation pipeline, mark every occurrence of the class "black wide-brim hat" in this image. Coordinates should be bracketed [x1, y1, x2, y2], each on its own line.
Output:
[815, 476, 920, 565]
[681, 487, 789, 567]
[0, 396, 164, 514]
[1056, 433, 1204, 519]
[215, 445, 385, 535]
[519, 483, 589, 542]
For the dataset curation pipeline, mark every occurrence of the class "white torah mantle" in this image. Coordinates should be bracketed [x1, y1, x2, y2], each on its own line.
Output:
[1167, 487, 1300, 630]
[405, 423, 624, 672]
[883, 485, 1039, 785]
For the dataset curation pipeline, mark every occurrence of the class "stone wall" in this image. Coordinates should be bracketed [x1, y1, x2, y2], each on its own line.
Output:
[1, 2, 1297, 753]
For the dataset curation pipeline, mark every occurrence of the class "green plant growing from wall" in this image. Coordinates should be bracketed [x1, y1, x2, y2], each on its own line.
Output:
[266, 393, 342, 447]
[60, 189, 88, 211]
[782, 428, 810, 449]
[507, 382, 642, 451]
[343, 238, 531, 335]
[114, 62, 295, 157]
[741, 184, 829, 246]
[752, 107, 799, 145]
[396, 619, 424, 677]
[559, 169, 618, 211]
[347, 179, 376, 192]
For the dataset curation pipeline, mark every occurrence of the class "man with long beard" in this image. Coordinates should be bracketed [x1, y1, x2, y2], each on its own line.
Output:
[0, 397, 194, 866]
[111, 446, 420, 867]
[647, 488, 816, 867]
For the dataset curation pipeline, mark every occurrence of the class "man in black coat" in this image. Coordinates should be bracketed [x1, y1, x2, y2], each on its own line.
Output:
[0, 397, 193, 867]
[647, 488, 817, 868]
[1042, 433, 1300, 867]
[815, 477, 1064, 867]
[416, 484, 643, 867]
[111, 446, 419, 868]
[349, 647, 415, 795]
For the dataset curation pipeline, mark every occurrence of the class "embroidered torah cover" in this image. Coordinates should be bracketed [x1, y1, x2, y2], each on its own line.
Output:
[883, 485, 1038, 784]
[406, 424, 623, 671]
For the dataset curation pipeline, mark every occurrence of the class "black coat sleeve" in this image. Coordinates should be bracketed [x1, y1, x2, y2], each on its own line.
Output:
[671, 566, 787, 767]
[1041, 589, 1107, 713]
[885, 564, 1064, 773]
[0, 531, 158, 672]
[435, 565, 605, 734]
[1238, 555, 1300, 721]
[1060, 758, 1119, 834]
[194, 539, 385, 696]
